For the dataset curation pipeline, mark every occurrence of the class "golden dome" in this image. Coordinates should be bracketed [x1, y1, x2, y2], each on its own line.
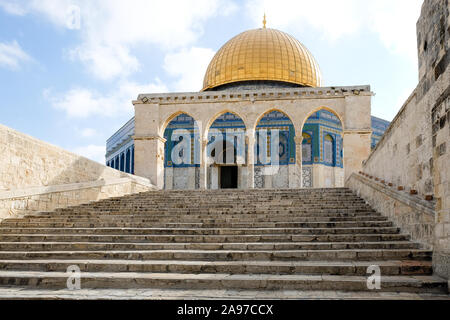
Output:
[202, 28, 322, 91]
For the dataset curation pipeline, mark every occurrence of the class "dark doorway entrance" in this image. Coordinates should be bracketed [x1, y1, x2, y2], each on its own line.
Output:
[220, 166, 238, 189]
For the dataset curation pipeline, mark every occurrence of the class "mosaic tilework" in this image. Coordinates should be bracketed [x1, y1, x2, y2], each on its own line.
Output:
[105, 112, 389, 173]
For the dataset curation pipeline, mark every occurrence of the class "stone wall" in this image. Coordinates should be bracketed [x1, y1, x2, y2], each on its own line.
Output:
[346, 173, 435, 249]
[361, 91, 434, 197]
[0, 123, 129, 190]
[426, 0, 450, 280]
[0, 178, 152, 221]
[0, 124, 154, 220]
[432, 73, 450, 279]
[355, 0, 450, 279]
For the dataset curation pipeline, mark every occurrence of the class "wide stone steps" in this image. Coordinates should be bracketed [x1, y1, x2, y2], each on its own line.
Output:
[0, 227, 402, 235]
[0, 241, 420, 251]
[4, 215, 390, 224]
[0, 249, 432, 261]
[0, 271, 445, 293]
[0, 221, 394, 228]
[0, 188, 447, 295]
[38, 207, 378, 214]
[26, 211, 381, 219]
[0, 259, 433, 276]
[0, 233, 411, 243]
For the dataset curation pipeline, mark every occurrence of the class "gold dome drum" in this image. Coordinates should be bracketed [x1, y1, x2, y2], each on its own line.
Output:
[202, 28, 322, 91]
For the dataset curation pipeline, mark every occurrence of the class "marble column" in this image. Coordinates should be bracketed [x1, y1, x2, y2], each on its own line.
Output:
[293, 136, 303, 188]
[199, 139, 208, 190]
[246, 130, 255, 189]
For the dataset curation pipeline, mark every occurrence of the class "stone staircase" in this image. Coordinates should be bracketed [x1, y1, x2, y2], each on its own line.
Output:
[0, 188, 447, 296]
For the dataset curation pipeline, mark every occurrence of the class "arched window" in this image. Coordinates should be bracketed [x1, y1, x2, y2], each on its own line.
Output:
[302, 132, 312, 163]
[324, 135, 334, 165]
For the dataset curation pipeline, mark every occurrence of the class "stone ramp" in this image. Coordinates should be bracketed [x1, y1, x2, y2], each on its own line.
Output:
[0, 188, 447, 297]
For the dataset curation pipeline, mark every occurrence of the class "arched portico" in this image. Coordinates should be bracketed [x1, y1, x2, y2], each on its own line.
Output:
[301, 108, 344, 188]
[133, 87, 372, 189]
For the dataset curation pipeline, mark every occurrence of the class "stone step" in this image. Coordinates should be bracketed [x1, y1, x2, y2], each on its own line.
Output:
[9, 215, 390, 224]
[0, 259, 433, 276]
[1, 221, 394, 229]
[40, 207, 379, 214]
[0, 233, 411, 243]
[95, 203, 369, 208]
[25, 211, 381, 219]
[0, 241, 420, 251]
[0, 187, 442, 296]
[0, 227, 402, 235]
[0, 249, 432, 261]
[59, 202, 373, 207]
[0, 271, 445, 293]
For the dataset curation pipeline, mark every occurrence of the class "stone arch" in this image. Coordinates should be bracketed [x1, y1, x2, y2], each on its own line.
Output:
[204, 109, 248, 137]
[206, 111, 247, 189]
[253, 108, 296, 135]
[160, 110, 199, 137]
[301, 107, 344, 188]
[255, 110, 296, 166]
[300, 106, 345, 133]
[163, 113, 200, 190]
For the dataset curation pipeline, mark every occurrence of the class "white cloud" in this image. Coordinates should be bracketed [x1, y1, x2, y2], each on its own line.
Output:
[0, 0, 26, 15]
[164, 47, 216, 92]
[0, 40, 32, 69]
[45, 80, 168, 118]
[69, 44, 139, 81]
[0, 0, 79, 27]
[80, 128, 97, 138]
[71, 144, 105, 163]
[1, 0, 236, 80]
[368, 0, 423, 62]
[246, 0, 422, 62]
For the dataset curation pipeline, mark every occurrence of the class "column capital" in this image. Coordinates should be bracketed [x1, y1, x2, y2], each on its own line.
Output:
[245, 129, 255, 137]
[294, 136, 304, 144]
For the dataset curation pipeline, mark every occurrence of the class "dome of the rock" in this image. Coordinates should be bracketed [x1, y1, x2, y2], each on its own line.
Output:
[202, 27, 322, 91]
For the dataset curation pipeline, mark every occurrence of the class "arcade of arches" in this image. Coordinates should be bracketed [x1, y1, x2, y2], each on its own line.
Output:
[131, 91, 372, 190]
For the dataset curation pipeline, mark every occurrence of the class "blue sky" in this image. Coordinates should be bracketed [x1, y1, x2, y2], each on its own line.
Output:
[0, 0, 423, 163]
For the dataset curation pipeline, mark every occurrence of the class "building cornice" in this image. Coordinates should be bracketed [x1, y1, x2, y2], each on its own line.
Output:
[133, 135, 167, 143]
[133, 85, 373, 105]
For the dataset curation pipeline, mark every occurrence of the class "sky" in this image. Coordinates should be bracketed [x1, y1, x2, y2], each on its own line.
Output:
[0, 0, 424, 163]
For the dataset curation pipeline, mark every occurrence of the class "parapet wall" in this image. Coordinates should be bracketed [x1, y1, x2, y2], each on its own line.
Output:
[346, 173, 435, 249]
[0, 124, 127, 190]
[0, 178, 151, 221]
[0, 124, 155, 220]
